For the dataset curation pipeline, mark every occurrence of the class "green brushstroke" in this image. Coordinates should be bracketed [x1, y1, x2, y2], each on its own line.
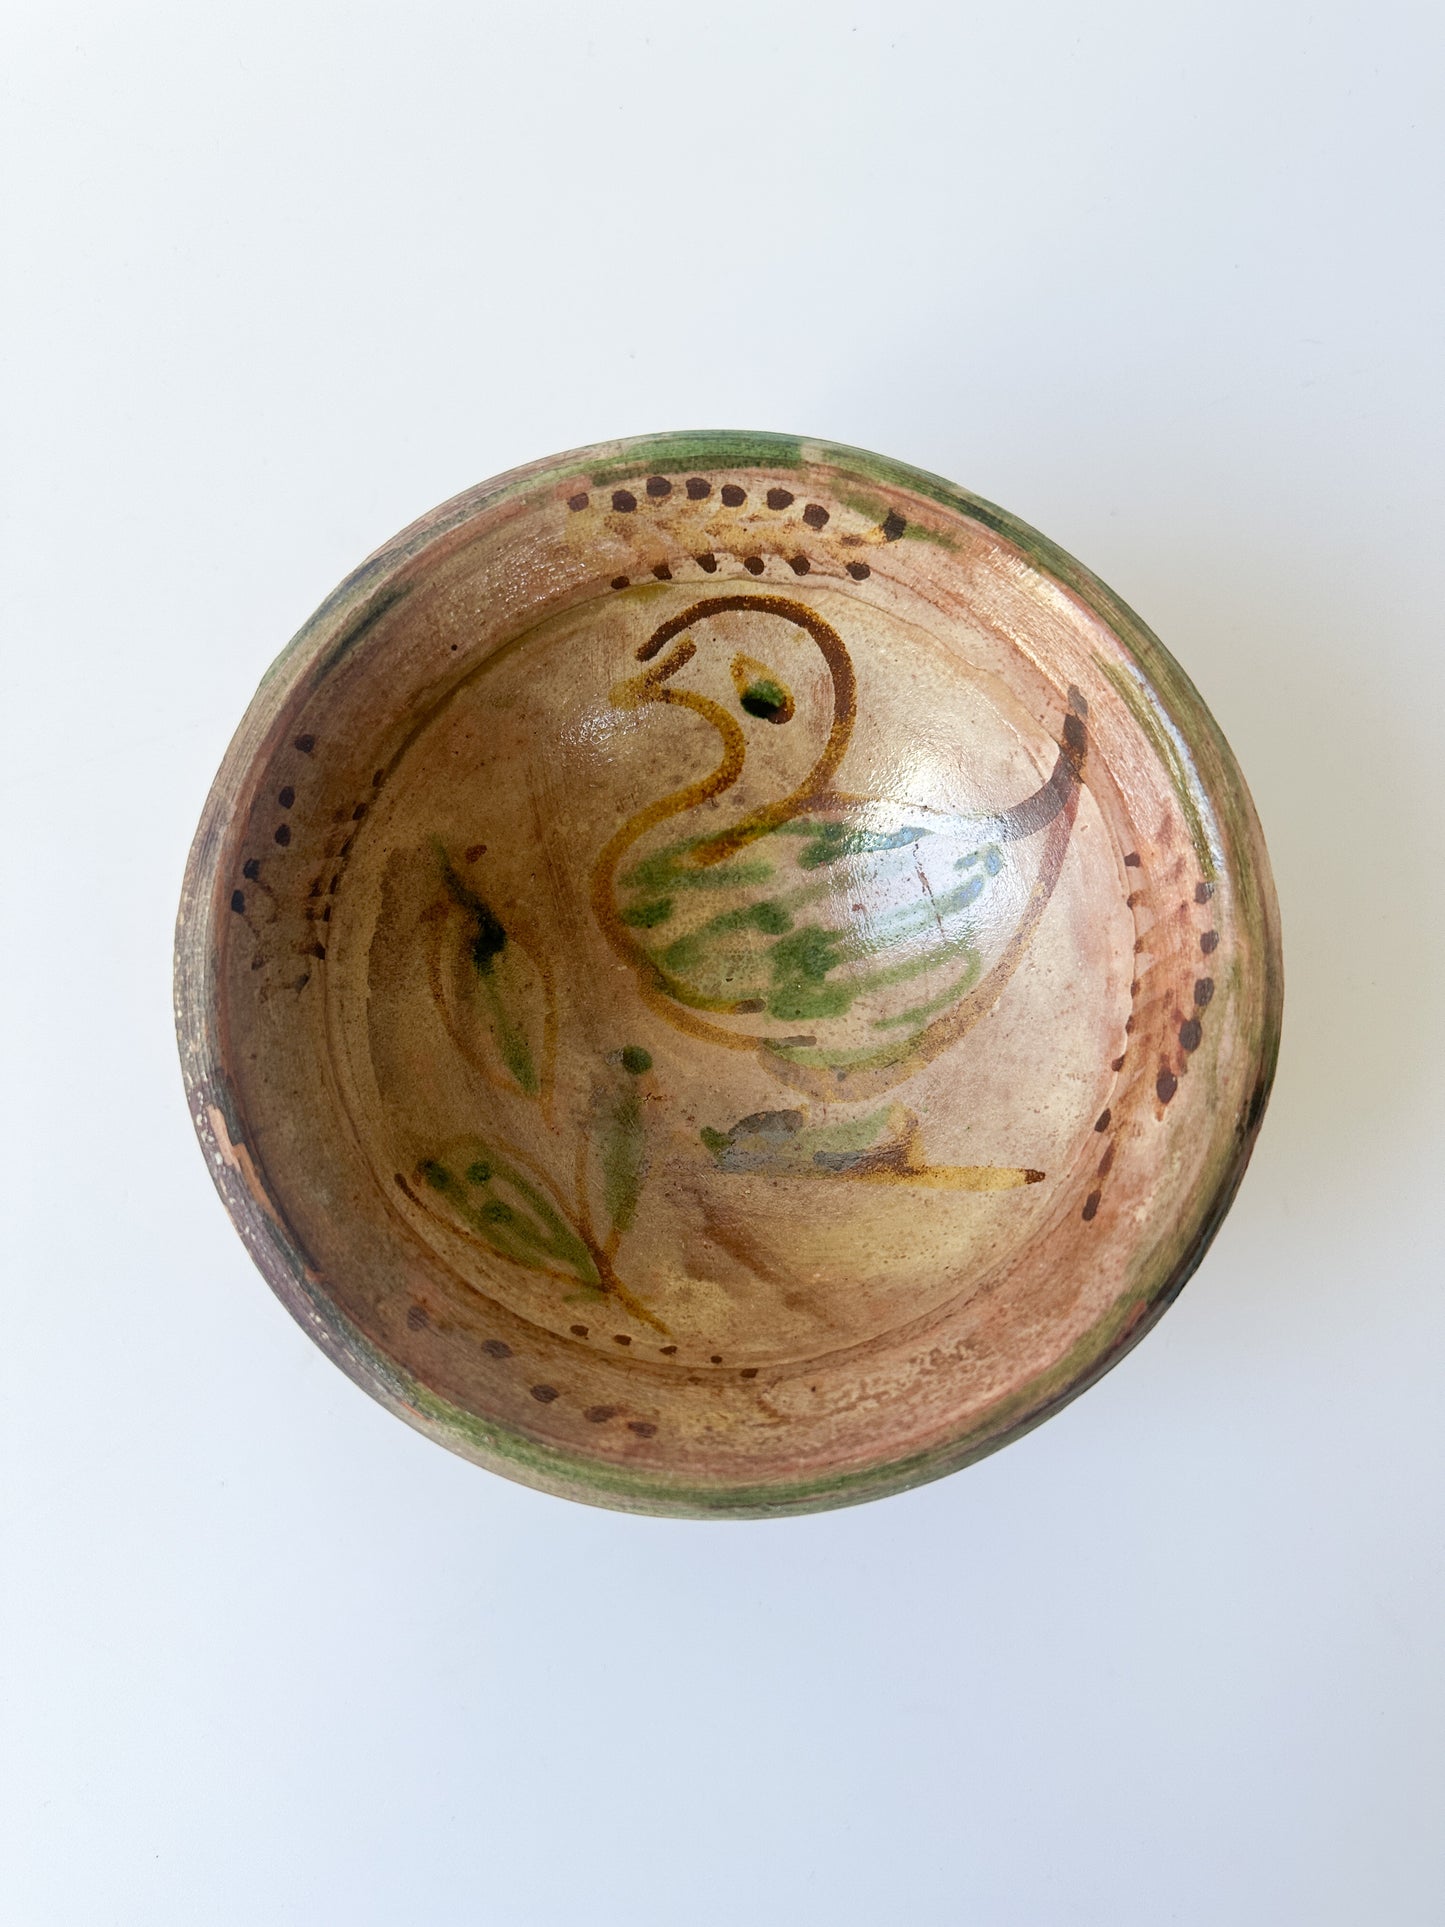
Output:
[831, 484, 956, 549]
[419, 1139, 600, 1289]
[621, 897, 674, 928]
[480, 976, 539, 1096]
[872, 954, 983, 1029]
[626, 816, 990, 1036]
[1095, 657, 1218, 880]
[601, 1084, 646, 1238]
[789, 820, 930, 870]
[585, 432, 804, 487]
[435, 841, 539, 1096]
[620, 837, 775, 897]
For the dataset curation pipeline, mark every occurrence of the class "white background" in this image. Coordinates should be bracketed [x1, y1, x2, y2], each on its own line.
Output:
[4, 5, 1442, 1922]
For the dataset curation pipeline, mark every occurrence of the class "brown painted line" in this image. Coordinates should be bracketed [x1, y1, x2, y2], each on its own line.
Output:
[591, 596, 859, 1056]
[822, 1164, 1045, 1191]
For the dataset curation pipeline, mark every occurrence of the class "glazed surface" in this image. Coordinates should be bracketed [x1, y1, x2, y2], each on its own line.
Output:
[176, 434, 1281, 1514]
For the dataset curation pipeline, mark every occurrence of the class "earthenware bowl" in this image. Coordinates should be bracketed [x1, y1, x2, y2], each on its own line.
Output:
[175, 432, 1281, 1516]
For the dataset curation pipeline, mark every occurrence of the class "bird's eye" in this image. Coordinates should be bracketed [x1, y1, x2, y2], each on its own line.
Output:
[730, 652, 795, 724]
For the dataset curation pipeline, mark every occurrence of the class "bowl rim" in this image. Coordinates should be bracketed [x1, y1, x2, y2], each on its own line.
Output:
[174, 428, 1283, 1518]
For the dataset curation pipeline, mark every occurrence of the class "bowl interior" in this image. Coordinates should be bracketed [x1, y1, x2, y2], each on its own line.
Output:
[179, 435, 1279, 1515]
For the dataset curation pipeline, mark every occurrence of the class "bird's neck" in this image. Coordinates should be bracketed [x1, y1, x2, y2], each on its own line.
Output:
[688, 642, 857, 869]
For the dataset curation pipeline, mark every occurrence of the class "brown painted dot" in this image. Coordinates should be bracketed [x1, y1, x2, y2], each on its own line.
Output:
[1180, 1017, 1203, 1052]
[308, 942, 326, 960]
[278, 784, 295, 808]
[695, 552, 718, 573]
[846, 560, 871, 580]
[612, 489, 637, 512]
[465, 843, 487, 862]
[242, 858, 261, 880]
[740, 1367, 759, 1379]
[628, 1421, 657, 1438]
[328, 875, 340, 893]
[568, 491, 589, 511]
[646, 475, 672, 498]
[659, 1344, 678, 1356]
[569, 1324, 589, 1338]
[1157, 1068, 1178, 1104]
[720, 484, 746, 507]
[613, 1333, 632, 1347]
[710, 1354, 724, 1365]
[1112, 1054, 1127, 1072]
[585, 1405, 618, 1424]
[1194, 977, 1215, 1006]
[1095, 1108, 1112, 1132]
[803, 503, 829, 529]
[372, 768, 384, 787]
[743, 556, 765, 575]
[1124, 851, 1141, 867]
[1126, 892, 1141, 909]
[686, 476, 711, 500]
[274, 823, 291, 846]
[881, 509, 907, 541]
[788, 554, 811, 575]
[230, 889, 246, 913]
[1200, 929, 1219, 955]
[482, 1339, 511, 1359]
[611, 575, 630, 590]
[530, 1384, 559, 1403]
[652, 562, 673, 580]
[1195, 881, 1215, 903]
[1097, 1140, 1116, 1178]
[766, 487, 794, 510]
[1082, 1190, 1101, 1222]
[1124, 1015, 1136, 1034]
[294, 734, 315, 754]
[405, 1304, 428, 1331]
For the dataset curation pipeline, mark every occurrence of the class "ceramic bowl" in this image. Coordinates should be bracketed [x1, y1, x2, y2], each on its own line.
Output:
[176, 432, 1281, 1516]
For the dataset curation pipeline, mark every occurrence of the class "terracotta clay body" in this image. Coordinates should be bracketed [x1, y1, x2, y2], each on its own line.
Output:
[176, 433, 1281, 1515]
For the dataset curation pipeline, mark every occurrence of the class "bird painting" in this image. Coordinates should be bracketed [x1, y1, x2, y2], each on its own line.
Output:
[591, 594, 1088, 1188]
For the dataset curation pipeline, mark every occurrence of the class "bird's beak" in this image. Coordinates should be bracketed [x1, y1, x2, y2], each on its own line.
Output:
[607, 671, 653, 711]
[609, 636, 698, 709]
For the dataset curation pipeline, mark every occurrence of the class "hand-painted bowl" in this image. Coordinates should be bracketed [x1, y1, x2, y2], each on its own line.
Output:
[176, 432, 1281, 1516]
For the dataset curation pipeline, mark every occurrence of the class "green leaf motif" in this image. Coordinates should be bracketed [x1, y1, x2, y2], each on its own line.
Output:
[434, 839, 541, 1098]
[599, 1046, 654, 1239]
[419, 1138, 600, 1289]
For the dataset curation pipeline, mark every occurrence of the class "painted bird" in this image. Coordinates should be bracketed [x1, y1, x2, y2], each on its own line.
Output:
[591, 594, 1087, 1119]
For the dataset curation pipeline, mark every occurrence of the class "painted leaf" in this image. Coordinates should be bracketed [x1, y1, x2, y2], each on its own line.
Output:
[417, 1136, 600, 1290]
